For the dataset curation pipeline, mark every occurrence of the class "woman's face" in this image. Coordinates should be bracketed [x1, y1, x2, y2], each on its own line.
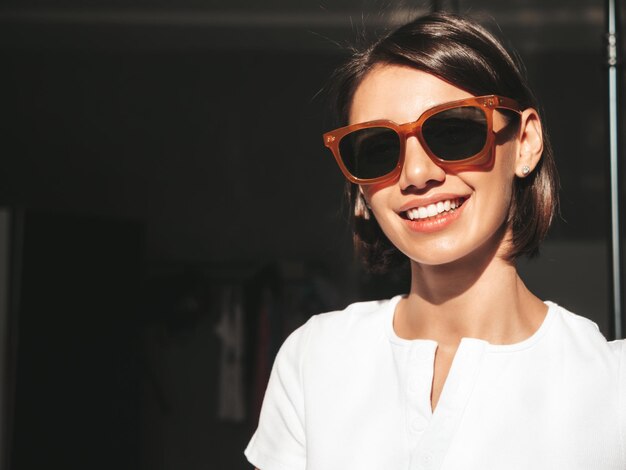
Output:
[352, 65, 522, 267]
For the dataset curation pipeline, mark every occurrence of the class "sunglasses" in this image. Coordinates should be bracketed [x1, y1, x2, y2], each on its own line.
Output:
[323, 95, 522, 185]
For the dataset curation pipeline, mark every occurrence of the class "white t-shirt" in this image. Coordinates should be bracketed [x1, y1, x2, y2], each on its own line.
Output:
[245, 296, 626, 470]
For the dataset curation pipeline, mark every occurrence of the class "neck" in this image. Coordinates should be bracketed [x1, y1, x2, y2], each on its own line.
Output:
[395, 235, 547, 346]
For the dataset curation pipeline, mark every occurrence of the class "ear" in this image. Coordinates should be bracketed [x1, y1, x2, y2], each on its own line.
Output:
[515, 108, 543, 178]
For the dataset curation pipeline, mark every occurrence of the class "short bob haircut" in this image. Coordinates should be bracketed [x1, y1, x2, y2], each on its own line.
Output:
[327, 12, 559, 273]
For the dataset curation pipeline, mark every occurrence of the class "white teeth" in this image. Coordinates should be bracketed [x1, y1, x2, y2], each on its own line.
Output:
[404, 198, 464, 220]
[426, 205, 438, 217]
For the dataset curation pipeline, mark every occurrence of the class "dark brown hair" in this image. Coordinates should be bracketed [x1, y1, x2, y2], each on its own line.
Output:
[327, 12, 559, 272]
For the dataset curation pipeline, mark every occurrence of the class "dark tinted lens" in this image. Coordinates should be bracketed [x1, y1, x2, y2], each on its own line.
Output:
[422, 106, 487, 161]
[339, 127, 400, 180]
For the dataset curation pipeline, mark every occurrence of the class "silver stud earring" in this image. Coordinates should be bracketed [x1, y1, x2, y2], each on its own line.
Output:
[521, 165, 531, 176]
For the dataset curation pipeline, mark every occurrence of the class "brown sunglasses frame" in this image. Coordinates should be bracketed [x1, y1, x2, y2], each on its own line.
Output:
[323, 95, 523, 185]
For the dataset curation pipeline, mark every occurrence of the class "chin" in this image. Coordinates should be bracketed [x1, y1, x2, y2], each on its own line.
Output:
[406, 250, 474, 268]
[400, 226, 510, 269]
[398, 240, 470, 267]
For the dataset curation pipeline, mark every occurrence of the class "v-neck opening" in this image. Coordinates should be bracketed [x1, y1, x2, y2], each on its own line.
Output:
[384, 295, 558, 419]
[430, 338, 486, 415]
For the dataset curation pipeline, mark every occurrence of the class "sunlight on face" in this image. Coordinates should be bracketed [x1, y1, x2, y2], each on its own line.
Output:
[351, 65, 520, 267]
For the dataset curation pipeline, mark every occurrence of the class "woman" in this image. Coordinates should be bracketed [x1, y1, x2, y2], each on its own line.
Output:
[245, 12, 626, 470]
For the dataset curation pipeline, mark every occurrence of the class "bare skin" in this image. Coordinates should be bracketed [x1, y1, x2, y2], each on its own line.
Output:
[393, 226, 547, 411]
[354, 65, 548, 412]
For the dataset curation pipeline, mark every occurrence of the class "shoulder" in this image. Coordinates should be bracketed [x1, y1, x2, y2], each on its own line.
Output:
[548, 301, 611, 344]
[290, 295, 400, 338]
[307, 295, 400, 338]
[546, 301, 625, 365]
[540, 303, 626, 459]
[275, 296, 401, 366]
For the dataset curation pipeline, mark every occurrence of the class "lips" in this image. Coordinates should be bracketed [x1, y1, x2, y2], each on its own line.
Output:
[401, 197, 467, 221]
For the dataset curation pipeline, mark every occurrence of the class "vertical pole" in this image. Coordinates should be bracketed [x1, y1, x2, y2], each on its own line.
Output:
[0, 210, 9, 470]
[607, 0, 623, 339]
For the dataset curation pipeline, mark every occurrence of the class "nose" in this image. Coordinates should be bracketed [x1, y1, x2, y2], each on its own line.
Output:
[398, 136, 446, 190]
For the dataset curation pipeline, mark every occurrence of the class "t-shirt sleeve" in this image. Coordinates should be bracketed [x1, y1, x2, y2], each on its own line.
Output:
[244, 319, 312, 470]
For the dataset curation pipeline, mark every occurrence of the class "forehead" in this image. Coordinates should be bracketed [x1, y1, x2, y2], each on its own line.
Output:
[349, 64, 474, 125]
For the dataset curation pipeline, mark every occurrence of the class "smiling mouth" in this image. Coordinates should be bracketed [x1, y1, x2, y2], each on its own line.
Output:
[401, 197, 467, 221]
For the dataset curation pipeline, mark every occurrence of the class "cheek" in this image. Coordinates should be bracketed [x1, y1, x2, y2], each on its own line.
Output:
[497, 152, 517, 213]
[485, 145, 517, 208]
[360, 182, 392, 213]
[361, 180, 389, 200]
[361, 188, 400, 241]
[471, 169, 516, 233]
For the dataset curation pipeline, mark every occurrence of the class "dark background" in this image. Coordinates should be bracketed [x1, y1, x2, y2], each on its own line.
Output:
[0, 0, 624, 469]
